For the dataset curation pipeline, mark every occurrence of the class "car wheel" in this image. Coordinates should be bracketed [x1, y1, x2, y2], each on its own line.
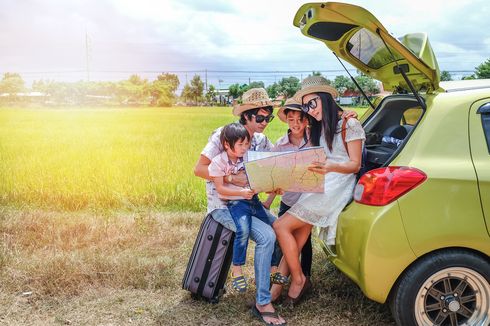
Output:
[390, 249, 490, 326]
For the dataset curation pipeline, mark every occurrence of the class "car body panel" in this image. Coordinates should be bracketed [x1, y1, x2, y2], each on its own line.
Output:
[292, 2, 439, 92]
[392, 92, 489, 255]
[470, 98, 490, 233]
[332, 201, 416, 303]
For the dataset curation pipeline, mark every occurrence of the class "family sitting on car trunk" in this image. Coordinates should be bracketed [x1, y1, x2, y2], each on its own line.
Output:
[193, 76, 365, 325]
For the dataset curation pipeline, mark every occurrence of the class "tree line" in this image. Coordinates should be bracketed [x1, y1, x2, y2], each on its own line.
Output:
[1, 58, 489, 107]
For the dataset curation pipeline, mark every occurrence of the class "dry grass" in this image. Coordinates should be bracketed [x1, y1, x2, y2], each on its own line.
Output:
[0, 208, 395, 325]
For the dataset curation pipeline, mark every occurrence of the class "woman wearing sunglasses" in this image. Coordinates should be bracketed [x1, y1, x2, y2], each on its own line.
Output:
[270, 76, 365, 307]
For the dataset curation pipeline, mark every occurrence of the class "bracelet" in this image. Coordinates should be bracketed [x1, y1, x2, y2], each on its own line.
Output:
[227, 175, 233, 183]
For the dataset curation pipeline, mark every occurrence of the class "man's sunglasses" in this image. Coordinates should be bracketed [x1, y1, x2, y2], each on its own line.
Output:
[301, 96, 321, 113]
[253, 114, 275, 123]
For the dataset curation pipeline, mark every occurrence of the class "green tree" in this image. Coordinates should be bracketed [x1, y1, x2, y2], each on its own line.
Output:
[278, 76, 300, 98]
[333, 75, 353, 95]
[205, 84, 217, 104]
[189, 75, 204, 104]
[149, 73, 180, 106]
[228, 83, 248, 99]
[116, 74, 149, 105]
[475, 58, 490, 79]
[355, 74, 380, 95]
[440, 70, 453, 81]
[0, 73, 25, 94]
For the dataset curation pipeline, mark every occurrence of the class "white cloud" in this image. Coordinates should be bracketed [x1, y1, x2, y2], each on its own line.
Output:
[1, 0, 489, 85]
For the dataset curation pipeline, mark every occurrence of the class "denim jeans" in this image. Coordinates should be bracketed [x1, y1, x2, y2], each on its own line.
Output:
[270, 201, 313, 277]
[227, 195, 274, 267]
[211, 208, 276, 305]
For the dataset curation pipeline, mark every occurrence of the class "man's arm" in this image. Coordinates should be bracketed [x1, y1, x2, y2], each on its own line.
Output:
[194, 155, 212, 180]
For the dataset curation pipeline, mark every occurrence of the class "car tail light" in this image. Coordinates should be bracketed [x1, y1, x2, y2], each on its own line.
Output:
[353, 166, 427, 206]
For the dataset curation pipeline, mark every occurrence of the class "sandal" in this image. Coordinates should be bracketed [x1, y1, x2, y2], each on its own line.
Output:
[231, 274, 248, 293]
[251, 305, 287, 326]
[270, 272, 290, 285]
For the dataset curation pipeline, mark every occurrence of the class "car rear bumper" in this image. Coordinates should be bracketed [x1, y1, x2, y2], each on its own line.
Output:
[327, 201, 417, 303]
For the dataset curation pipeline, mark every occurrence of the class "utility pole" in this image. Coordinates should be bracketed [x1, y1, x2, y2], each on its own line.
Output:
[205, 69, 208, 92]
[85, 29, 90, 81]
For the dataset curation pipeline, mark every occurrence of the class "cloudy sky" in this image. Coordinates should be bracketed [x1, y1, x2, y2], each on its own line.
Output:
[1, 0, 489, 89]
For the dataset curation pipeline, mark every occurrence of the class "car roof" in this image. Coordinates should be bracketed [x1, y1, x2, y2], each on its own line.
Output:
[440, 79, 490, 93]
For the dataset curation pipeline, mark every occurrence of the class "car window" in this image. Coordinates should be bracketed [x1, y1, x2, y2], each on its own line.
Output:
[478, 103, 490, 153]
[401, 107, 423, 125]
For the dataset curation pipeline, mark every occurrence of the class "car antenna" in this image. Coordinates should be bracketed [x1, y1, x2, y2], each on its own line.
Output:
[375, 28, 427, 110]
[333, 52, 375, 110]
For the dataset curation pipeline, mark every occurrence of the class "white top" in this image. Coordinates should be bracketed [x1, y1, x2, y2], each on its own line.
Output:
[208, 152, 246, 200]
[287, 118, 366, 245]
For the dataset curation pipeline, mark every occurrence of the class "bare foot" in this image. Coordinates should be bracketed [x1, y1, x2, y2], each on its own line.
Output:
[256, 303, 286, 325]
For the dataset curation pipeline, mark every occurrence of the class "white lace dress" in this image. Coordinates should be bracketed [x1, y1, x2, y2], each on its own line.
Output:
[287, 118, 366, 245]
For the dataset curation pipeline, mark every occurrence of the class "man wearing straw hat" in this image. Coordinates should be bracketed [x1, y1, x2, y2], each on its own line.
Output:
[194, 87, 286, 325]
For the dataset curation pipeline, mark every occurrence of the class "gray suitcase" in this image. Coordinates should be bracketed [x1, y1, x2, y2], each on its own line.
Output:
[182, 213, 234, 303]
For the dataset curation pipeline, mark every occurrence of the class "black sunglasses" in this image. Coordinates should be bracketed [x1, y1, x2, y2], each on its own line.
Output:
[301, 96, 321, 113]
[253, 114, 274, 123]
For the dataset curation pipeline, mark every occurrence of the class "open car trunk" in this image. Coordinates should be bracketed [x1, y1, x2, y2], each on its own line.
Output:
[362, 94, 423, 170]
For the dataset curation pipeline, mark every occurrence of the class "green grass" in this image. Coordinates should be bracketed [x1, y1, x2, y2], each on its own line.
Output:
[0, 106, 365, 212]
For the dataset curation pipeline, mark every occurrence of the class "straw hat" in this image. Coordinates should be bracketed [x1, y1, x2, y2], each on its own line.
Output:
[232, 88, 273, 116]
[277, 97, 303, 123]
[293, 76, 339, 102]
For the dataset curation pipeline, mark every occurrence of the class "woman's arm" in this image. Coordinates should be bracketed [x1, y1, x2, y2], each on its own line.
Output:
[308, 139, 362, 175]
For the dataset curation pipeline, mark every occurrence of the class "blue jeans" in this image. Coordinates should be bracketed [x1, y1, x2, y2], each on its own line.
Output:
[211, 208, 276, 305]
[227, 196, 274, 266]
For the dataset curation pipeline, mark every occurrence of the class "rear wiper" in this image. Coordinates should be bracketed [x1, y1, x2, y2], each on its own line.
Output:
[333, 52, 375, 111]
[375, 28, 427, 110]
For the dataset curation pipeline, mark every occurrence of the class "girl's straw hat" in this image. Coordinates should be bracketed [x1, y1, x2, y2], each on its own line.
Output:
[277, 97, 303, 123]
[293, 76, 339, 102]
[232, 88, 274, 116]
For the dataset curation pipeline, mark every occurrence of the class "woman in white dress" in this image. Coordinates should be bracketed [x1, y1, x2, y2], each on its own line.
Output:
[271, 76, 365, 307]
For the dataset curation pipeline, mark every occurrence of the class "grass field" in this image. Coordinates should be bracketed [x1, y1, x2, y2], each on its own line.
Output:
[0, 107, 293, 212]
[0, 106, 396, 325]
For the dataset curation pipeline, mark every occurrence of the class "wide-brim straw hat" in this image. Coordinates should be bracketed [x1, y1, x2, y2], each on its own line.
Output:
[277, 97, 303, 123]
[293, 76, 339, 102]
[232, 87, 274, 116]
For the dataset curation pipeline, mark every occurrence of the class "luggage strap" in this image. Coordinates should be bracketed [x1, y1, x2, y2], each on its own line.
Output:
[197, 223, 223, 296]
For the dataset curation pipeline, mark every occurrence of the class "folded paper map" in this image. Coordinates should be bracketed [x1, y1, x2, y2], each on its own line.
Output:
[244, 147, 327, 193]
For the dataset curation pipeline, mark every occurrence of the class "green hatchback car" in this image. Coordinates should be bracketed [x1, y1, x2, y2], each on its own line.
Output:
[293, 3, 490, 326]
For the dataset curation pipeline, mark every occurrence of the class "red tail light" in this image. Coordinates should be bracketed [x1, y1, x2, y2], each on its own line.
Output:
[353, 166, 427, 206]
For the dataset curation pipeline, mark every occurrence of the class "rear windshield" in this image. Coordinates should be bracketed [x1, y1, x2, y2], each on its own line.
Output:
[347, 28, 403, 69]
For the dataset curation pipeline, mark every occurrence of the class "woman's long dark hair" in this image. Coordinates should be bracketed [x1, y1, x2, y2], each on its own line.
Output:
[309, 92, 342, 151]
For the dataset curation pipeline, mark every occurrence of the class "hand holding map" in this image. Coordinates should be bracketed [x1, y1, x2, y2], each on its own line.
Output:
[244, 147, 327, 193]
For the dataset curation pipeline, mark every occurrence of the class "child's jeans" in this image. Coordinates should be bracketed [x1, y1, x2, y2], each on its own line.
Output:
[227, 195, 274, 266]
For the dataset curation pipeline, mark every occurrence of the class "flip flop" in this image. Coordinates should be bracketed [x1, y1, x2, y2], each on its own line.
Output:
[231, 275, 247, 293]
[251, 305, 287, 326]
[270, 272, 290, 285]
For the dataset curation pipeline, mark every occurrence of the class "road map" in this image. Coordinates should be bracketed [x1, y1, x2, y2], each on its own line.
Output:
[244, 147, 327, 193]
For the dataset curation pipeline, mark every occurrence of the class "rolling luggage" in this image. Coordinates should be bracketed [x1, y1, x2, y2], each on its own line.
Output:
[182, 213, 235, 303]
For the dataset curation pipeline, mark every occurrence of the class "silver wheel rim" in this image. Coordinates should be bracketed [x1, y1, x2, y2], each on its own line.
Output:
[415, 267, 490, 326]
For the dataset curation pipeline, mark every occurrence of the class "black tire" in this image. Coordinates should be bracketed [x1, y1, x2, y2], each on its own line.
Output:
[390, 249, 490, 326]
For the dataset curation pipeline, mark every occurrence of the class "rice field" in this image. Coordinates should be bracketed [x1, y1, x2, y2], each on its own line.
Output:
[0, 107, 290, 212]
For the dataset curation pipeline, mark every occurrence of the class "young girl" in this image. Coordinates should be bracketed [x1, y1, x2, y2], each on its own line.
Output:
[271, 76, 365, 307]
[262, 98, 313, 286]
[208, 122, 273, 293]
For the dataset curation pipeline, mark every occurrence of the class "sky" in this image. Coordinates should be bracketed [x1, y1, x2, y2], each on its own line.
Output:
[1, 0, 489, 90]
